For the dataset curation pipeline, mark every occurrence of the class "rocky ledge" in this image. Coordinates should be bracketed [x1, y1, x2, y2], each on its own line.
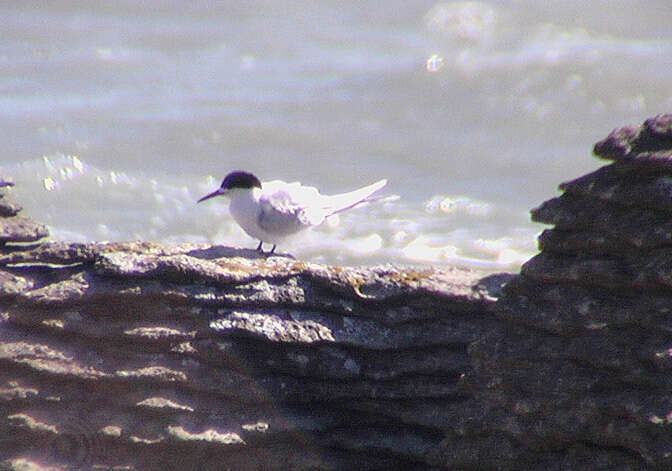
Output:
[0, 178, 48, 245]
[3, 115, 672, 470]
[453, 114, 672, 470]
[0, 209, 503, 469]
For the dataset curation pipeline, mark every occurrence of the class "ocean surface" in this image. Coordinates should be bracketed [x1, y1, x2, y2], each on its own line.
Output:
[2, 1, 671, 270]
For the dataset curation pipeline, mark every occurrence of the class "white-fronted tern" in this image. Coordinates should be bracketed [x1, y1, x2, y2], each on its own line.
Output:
[197, 171, 387, 254]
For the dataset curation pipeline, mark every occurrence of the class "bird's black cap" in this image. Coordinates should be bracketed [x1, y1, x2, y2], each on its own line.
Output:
[197, 171, 262, 203]
[220, 171, 262, 190]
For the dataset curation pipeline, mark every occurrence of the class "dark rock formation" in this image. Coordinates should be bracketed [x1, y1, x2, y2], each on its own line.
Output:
[447, 114, 672, 470]
[0, 178, 48, 244]
[3, 115, 672, 470]
[0, 235, 502, 469]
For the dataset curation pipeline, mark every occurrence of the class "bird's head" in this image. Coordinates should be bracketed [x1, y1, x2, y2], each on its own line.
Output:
[197, 171, 262, 203]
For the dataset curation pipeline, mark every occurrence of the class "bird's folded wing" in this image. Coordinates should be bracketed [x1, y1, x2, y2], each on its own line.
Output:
[257, 179, 387, 233]
[257, 189, 326, 235]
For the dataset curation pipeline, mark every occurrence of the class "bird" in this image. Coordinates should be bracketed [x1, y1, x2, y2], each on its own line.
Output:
[197, 171, 387, 254]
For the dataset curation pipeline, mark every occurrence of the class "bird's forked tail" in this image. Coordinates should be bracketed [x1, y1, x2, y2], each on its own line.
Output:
[323, 179, 387, 216]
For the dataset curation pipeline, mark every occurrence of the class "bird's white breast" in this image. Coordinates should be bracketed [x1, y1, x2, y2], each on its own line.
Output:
[227, 188, 296, 245]
[228, 190, 264, 240]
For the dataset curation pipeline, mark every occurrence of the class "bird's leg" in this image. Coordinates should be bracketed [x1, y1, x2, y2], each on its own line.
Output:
[270, 245, 276, 254]
[256, 241, 263, 252]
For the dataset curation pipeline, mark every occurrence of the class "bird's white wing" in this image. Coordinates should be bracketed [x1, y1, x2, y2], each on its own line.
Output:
[257, 182, 328, 234]
[257, 178, 387, 234]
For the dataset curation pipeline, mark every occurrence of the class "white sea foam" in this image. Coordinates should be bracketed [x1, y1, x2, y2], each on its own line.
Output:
[1, 2, 668, 269]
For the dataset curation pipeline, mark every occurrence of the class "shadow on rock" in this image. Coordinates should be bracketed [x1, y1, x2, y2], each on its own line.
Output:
[187, 245, 295, 260]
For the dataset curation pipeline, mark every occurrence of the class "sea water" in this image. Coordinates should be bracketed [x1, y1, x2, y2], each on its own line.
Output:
[2, 1, 671, 270]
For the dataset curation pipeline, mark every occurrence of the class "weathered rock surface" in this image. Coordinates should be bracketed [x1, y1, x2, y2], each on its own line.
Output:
[448, 114, 672, 470]
[0, 178, 48, 245]
[0, 236, 500, 469]
[4, 116, 672, 470]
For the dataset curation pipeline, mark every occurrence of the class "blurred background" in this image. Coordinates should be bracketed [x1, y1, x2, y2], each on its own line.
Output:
[1, 1, 671, 269]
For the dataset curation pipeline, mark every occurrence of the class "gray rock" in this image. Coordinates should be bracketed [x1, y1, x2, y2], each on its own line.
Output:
[0, 270, 33, 297]
[0, 216, 49, 244]
[532, 193, 672, 234]
[457, 115, 672, 470]
[594, 113, 672, 165]
[0, 236, 494, 469]
[0, 199, 22, 217]
[520, 251, 630, 289]
[559, 165, 672, 211]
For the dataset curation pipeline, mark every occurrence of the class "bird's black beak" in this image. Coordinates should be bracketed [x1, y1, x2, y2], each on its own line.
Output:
[197, 188, 226, 203]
